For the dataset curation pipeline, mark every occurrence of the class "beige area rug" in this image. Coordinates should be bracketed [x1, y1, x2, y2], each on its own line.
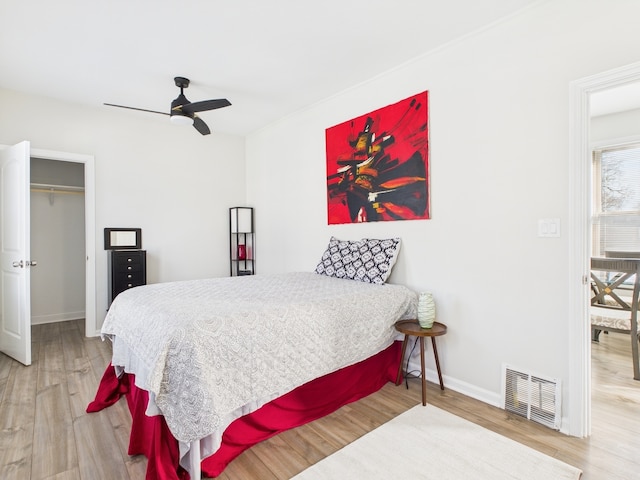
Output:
[291, 405, 582, 480]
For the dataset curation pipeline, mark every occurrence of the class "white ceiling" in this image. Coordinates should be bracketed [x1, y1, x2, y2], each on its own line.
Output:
[1, 1, 545, 136]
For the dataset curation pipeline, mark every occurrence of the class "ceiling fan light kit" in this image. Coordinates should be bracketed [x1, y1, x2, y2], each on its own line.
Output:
[170, 113, 194, 126]
[104, 76, 231, 135]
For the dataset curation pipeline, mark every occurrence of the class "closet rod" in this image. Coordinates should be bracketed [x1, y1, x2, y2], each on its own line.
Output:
[30, 183, 85, 194]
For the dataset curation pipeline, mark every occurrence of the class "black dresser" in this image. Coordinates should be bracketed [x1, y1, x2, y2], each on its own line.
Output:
[108, 250, 146, 304]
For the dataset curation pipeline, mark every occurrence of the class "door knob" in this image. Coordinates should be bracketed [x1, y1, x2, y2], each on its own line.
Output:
[27, 260, 37, 267]
[12, 260, 24, 268]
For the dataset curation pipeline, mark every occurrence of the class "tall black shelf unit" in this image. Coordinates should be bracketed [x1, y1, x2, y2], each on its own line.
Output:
[229, 207, 255, 276]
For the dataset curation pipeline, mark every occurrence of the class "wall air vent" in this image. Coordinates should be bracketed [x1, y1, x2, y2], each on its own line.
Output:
[502, 364, 561, 430]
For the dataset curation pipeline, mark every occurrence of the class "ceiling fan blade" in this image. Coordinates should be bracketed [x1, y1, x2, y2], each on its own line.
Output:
[193, 116, 211, 135]
[182, 98, 231, 114]
[104, 103, 169, 116]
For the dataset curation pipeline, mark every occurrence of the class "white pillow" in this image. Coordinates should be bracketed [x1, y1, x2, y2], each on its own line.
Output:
[315, 237, 401, 284]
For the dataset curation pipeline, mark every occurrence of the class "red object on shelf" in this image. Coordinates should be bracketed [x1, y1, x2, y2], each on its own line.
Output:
[237, 244, 246, 260]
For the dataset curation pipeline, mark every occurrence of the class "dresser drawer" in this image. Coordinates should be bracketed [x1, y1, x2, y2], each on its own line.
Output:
[113, 253, 145, 268]
[113, 271, 145, 287]
[113, 261, 144, 273]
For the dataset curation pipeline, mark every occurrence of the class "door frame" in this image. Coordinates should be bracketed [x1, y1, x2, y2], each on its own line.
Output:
[568, 60, 640, 437]
[29, 148, 96, 336]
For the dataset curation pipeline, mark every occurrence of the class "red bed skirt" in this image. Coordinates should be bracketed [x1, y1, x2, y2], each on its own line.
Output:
[87, 341, 402, 479]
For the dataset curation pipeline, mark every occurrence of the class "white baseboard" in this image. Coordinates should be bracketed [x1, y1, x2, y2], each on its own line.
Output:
[405, 357, 502, 408]
[31, 311, 85, 325]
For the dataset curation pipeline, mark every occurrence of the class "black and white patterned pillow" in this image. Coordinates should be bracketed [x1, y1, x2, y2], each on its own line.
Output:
[315, 237, 401, 284]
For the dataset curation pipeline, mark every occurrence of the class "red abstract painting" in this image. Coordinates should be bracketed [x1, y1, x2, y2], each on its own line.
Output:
[325, 91, 429, 224]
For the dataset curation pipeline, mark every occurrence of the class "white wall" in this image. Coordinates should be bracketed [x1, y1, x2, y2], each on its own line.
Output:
[246, 0, 640, 428]
[0, 88, 246, 331]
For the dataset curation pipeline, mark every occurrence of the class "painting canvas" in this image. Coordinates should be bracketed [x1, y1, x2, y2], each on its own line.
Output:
[325, 91, 429, 225]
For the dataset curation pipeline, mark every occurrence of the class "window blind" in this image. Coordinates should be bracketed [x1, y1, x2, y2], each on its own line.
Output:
[592, 143, 640, 256]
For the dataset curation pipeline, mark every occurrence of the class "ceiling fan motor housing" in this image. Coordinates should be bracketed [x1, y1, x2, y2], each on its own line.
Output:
[171, 77, 192, 122]
[170, 92, 193, 124]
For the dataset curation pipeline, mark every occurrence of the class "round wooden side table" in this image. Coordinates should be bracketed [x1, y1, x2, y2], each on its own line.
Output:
[394, 319, 447, 406]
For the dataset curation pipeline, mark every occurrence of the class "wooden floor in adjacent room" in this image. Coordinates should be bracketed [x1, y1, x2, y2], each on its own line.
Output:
[0, 319, 638, 479]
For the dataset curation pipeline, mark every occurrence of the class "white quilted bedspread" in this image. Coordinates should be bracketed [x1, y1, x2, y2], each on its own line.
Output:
[102, 272, 417, 446]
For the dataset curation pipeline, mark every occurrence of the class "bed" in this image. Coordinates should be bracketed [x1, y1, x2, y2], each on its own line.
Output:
[88, 242, 416, 479]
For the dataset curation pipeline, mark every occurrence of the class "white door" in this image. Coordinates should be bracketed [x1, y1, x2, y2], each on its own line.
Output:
[0, 141, 32, 365]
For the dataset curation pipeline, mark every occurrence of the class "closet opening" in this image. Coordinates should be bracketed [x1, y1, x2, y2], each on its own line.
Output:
[30, 158, 86, 326]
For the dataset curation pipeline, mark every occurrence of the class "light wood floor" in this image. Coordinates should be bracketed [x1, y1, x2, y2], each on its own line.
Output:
[0, 320, 638, 479]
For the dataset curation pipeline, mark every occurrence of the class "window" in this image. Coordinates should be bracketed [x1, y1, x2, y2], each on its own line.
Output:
[592, 143, 640, 257]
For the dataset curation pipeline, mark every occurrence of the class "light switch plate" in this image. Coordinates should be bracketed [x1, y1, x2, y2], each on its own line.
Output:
[538, 218, 561, 237]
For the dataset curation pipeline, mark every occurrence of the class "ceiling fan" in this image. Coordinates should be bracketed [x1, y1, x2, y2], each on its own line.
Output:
[104, 77, 231, 135]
